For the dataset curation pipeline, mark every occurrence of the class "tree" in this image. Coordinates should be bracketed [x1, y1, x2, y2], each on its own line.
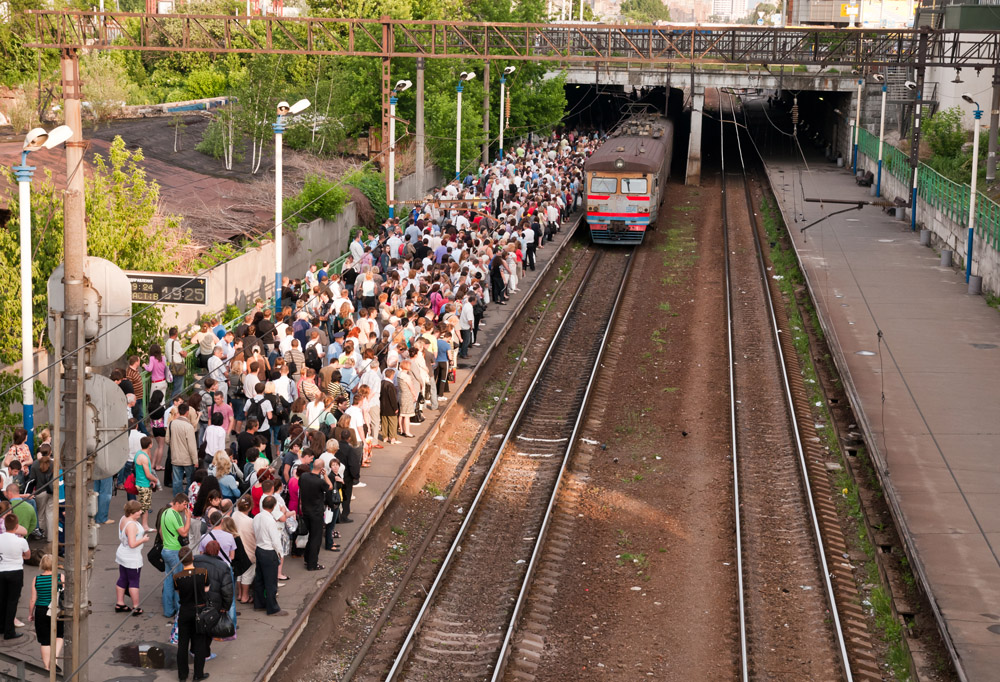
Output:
[81, 54, 135, 124]
[621, 0, 671, 23]
[924, 107, 966, 158]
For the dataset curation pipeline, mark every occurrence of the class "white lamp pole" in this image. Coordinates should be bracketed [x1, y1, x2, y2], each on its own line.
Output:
[876, 76, 887, 196]
[388, 79, 412, 220]
[456, 71, 476, 180]
[12, 125, 73, 452]
[853, 75, 863, 175]
[274, 98, 310, 315]
[963, 94, 984, 284]
[499, 66, 515, 161]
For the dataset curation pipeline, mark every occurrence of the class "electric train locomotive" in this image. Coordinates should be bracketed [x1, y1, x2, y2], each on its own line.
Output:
[584, 113, 673, 245]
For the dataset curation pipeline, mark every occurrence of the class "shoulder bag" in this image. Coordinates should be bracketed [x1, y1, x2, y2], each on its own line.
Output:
[169, 339, 187, 377]
[147, 511, 166, 572]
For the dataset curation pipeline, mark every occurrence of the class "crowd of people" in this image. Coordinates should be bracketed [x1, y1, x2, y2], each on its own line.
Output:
[0, 129, 600, 679]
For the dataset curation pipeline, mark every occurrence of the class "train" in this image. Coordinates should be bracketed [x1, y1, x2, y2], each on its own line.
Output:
[584, 112, 673, 245]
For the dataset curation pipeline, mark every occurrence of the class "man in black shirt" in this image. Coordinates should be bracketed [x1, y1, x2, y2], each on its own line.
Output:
[235, 420, 260, 472]
[297, 460, 332, 571]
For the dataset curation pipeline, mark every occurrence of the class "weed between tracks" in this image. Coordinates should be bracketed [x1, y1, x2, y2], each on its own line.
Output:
[761, 196, 912, 681]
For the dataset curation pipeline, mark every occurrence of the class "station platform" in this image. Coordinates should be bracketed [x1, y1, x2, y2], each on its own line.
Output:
[0, 216, 582, 682]
[764, 158, 1000, 681]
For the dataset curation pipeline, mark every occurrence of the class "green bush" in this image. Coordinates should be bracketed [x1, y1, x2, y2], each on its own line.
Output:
[195, 119, 245, 163]
[284, 174, 350, 224]
[924, 107, 966, 159]
[186, 68, 227, 99]
[345, 169, 389, 226]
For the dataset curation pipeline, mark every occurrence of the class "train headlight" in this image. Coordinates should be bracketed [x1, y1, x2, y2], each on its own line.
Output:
[615, 158, 625, 170]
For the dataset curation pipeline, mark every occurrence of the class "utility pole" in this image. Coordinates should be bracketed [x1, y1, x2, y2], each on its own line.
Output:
[908, 29, 929, 231]
[986, 65, 1000, 182]
[482, 60, 490, 166]
[60, 48, 90, 682]
[416, 57, 425, 195]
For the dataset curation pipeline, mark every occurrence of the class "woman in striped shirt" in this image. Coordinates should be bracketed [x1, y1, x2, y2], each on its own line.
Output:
[28, 553, 63, 671]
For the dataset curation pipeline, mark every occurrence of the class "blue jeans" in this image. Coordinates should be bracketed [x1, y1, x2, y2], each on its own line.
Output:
[162, 548, 182, 617]
[93, 476, 113, 523]
[171, 373, 185, 398]
[172, 464, 194, 496]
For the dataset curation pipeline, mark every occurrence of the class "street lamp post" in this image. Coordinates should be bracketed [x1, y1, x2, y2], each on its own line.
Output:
[853, 74, 863, 175]
[499, 66, 515, 161]
[388, 79, 412, 220]
[273, 98, 310, 315]
[963, 93, 984, 286]
[874, 73, 887, 197]
[456, 71, 476, 181]
[12, 125, 73, 451]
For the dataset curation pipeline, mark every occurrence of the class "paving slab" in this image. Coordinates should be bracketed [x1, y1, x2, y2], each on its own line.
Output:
[0, 214, 583, 682]
[765, 156, 1000, 681]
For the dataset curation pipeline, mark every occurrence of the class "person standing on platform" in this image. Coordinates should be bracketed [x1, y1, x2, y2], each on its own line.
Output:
[0, 514, 30, 640]
[297, 459, 332, 571]
[251, 495, 286, 616]
[173, 547, 211, 681]
[160, 493, 192, 619]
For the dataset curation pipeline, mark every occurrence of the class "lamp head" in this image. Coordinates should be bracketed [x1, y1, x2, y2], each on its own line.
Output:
[833, 108, 843, 115]
[904, 80, 917, 91]
[851, 68, 860, 75]
[503, 66, 516, 75]
[289, 99, 310, 114]
[277, 101, 291, 115]
[872, 73, 885, 83]
[23, 125, 73, 152]
[394, 79, 413, 93]
[962, 93, 977, 105]
[460, 71, 476, 81]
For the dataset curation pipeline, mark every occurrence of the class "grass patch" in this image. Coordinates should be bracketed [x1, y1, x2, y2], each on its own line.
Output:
[388, 542, 408, 562]
[391, 525, 407, 537]
[651, 327, 668, 351]
[474, 378, 508, 414]
[617, 552, 648, 570]
[674, 205, 697, 212]
[662, 386, 679, 393]
[555, 259, 572, 283]
[422, 481, 444, 497]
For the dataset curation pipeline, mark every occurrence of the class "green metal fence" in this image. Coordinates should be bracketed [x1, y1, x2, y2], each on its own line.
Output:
[857, 127, 1000, 250]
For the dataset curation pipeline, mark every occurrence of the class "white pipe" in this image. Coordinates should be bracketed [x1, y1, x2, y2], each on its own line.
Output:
[389, 96, 397, 217]
[18, 176, 33, 430]
[456, 85, 463, 180]
[499, 78, 506, 161]
[274, 123, 283, 312]
[968, 111, 982, 279]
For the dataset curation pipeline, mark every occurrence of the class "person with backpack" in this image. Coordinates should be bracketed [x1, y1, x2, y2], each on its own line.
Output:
[304, 331, 323, 373]
[244, 383, 275, 460]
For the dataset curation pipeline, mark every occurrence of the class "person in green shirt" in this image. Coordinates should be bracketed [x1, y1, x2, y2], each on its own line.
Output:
[5, 485, 37, 535]
[158, 493, 191, 619]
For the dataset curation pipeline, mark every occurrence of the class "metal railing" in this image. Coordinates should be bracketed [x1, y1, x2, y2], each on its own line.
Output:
[856, 126, 1000, 249]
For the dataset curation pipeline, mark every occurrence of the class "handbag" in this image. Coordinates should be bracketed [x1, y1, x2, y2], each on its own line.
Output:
[231, 538, 253, 576]
[196, 602, 221, 635]
[294, 534, 308, 550]
[123, 473, 138, 495]
[147, 539, 165, 572]
[169, 340, 187, 377]
[211, 611, 235, 639]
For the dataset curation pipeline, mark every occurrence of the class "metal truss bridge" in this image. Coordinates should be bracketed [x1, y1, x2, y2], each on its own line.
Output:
[20, 11, 1000, 69]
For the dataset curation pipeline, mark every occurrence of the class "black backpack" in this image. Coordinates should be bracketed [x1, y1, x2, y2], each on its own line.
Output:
[304, 344, 322, 372]
[245, 397, 265, 426]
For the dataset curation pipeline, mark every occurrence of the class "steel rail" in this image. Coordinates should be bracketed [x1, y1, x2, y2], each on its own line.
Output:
[338, 243, 596, 682]
[718, 88, 750, 682]
[384, 248, 628, 681]
[724, 92, 854, 681]
[490, 247, 636, 682]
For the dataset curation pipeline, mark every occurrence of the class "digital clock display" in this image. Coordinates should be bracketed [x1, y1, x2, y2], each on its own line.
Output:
[126, 272, 208, 306]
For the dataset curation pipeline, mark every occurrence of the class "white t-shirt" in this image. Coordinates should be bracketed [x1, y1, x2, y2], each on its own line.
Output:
[0, 532, 29, 571]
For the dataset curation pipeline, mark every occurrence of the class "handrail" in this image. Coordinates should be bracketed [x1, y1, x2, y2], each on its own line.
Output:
[856, 126, 1000, 246]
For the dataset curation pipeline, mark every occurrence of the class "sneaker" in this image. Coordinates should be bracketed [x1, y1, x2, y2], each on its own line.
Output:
[354, 482, 367, 488]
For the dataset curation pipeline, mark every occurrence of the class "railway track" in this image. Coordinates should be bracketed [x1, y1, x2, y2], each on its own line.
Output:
[720, 90, 856, 681]
[343, 247, 633, 682]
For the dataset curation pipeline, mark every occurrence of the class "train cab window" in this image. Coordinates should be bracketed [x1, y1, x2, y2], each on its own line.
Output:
[621, 177, 648, 194]
[590, 176, 617, 193]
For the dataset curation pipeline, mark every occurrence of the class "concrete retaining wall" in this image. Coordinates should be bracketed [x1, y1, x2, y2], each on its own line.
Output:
[160, 165, 445, 332]
[853, 151, 1000, 294]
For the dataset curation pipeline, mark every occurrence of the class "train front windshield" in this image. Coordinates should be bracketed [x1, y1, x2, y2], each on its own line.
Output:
[621, 177, 647, 194]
